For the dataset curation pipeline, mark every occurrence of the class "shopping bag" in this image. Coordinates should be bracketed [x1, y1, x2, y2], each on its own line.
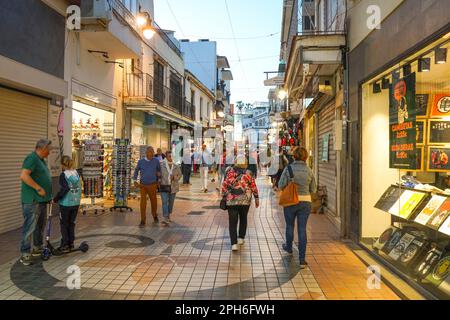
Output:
[279, 166, 299, 207]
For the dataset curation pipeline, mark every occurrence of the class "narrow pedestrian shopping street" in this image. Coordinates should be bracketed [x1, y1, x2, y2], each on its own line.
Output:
[0, 176, 398, 300]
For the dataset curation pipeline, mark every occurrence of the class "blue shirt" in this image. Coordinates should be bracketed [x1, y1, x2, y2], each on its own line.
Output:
[133, 158, 161, 185]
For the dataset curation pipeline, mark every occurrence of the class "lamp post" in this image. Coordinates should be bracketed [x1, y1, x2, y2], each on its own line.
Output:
[136, 11, 155, 39]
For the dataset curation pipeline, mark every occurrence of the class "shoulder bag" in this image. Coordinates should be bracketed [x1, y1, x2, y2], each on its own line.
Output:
[279, 166, 299, 207]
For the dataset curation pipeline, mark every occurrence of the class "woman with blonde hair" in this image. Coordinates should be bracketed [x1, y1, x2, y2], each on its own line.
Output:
[53, 155, 82, 253]
[221, 155, 259, 251]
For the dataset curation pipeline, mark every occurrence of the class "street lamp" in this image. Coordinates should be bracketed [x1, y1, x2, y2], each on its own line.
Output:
[278, 89, 288, 100]
[137, 11, 155, 40]
[217, 111, 225, 118]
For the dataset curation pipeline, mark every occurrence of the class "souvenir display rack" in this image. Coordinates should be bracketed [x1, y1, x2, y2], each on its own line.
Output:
[80, 138, 106, 215]
[374, 184, 450, 298]
[129, 145, 148, 200]
[110, 139, 133, 212]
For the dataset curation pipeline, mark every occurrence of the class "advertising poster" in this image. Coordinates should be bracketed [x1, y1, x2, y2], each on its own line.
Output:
[430, 94, 450, 117]
[389, 73, 417, 169]
[427, 147, 450, 172]
[415, 195, 447, 226]
[438, 215, 450, 236]
[428, 120, 450, 144]
[48, 104, 63, 177]
[388, 190, 427, 219]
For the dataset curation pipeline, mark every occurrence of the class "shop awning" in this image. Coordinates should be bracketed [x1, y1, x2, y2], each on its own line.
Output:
[126, 105, 195, 128]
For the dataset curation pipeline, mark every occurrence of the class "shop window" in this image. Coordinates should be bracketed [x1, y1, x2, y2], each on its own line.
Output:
[361, 34, 450, 299]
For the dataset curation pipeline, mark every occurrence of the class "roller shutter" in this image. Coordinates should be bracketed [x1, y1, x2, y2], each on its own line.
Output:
[318, 102, 337, 216]
[0, 87, 48, 233]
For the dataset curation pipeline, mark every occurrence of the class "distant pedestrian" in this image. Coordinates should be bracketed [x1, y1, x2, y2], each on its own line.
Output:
[221, 155, 259, 251]
[181, 147, 192, 185]
[278, 147, 317, 269]
[199, 144, 212, 193]
[133, 146, 161, 226]
[155, 148, 166, 162]
[159, 151, 182, 225]
[19, 139, 53, 266]
[53, 156, 82, 253]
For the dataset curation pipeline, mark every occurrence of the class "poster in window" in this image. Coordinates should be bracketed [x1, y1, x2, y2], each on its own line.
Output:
[425, 198, 450, 230]
[388, 189, 427, 220]
[414, 195, 447, 226]
[430, 94, 450, 117]
[374, 185, 404, 212]
[427, 147, 450, 172]
[389, 73, 417, 169]
[415, 94, 430, 117]
[416, 120, 425, 145]
[428, 120, 450, 145]
[388, 233, 416, 261]
[321, 133, 330, 162]
[439, 215, 450, 236]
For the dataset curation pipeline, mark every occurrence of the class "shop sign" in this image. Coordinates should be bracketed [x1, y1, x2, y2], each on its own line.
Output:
[389, 73, 417, 169]
[431, 94, 450, 117]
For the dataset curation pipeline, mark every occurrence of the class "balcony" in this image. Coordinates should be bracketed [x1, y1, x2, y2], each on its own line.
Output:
[125, 73, 195, 124]
[79, 0, 141, 58]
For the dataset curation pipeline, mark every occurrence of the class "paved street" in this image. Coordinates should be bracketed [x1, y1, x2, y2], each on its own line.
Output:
[0, 176, 399, 300]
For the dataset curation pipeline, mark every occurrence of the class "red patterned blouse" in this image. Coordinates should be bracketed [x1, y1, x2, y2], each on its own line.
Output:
[221, 167, 259, 206]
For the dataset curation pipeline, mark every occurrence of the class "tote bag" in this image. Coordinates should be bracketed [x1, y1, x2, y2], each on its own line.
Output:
[279, 166, 299, 207]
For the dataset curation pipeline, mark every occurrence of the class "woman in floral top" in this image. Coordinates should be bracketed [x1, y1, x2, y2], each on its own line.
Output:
[221, 156, 259, 251]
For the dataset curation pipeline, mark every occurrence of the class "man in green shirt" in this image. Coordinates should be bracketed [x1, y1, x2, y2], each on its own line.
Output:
[19, 139, 53, 265]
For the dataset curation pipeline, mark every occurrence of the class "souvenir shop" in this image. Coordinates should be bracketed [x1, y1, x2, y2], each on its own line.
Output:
[71, 100, 115, 203]
[360, 32, 450, 299]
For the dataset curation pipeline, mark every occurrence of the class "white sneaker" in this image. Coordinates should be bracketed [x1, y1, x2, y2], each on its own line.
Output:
[161, 218, 170, 225]
[238, 238, 245, 245]
[232, 244, 239, 251]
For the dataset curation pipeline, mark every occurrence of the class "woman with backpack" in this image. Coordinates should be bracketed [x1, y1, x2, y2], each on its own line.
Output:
[53, 156, 82, 253]
[278, 147, 317, 269]
[221, 155, 259, 251]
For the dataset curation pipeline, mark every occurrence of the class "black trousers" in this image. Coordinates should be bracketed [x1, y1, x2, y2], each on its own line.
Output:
[59, 205, 79, 247]
[228, 205, 250, 245]
[182, 163, 192, 184]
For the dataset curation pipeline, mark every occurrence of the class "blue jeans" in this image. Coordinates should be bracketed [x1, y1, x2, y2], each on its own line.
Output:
[284, 202, 311, 262]
[20, 202, 47, 254]
[161, 192, 176, 218]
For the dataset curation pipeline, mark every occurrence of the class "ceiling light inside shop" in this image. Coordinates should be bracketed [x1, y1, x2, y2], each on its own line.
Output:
[392, 70, 400, 82]
[418, 57, 431, 72]
[435, 47, 448, 64]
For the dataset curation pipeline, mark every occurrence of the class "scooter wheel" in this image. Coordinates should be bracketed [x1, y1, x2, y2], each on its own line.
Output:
[41, 249, 51, 261]
[79, 242, 89, 253]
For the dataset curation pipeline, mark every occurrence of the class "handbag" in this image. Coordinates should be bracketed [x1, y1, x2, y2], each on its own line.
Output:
[279, 166, 299, 207]
[158, 185, 171, 193]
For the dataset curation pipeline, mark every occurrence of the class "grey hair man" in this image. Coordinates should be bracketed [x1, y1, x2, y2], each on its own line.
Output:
[19, 139, 53, 265]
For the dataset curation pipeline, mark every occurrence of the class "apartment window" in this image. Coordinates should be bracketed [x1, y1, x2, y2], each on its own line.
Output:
[303, 15, 315, 31]
[200, 97, 204, 120]
[170, 72, 182, 111]
[190, 90, 195, 106]
[154, 60, 164, 104]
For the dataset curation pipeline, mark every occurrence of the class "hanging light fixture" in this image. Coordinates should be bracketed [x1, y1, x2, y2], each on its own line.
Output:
[435, 47, 448, 64]
[381, 77, 390, 89]
[418, 57, 431, 72]
[392, 70, 400, 82]
[373, 82, 382, 94]
[136, 11, 155, 40]
[403, 63, 411, 76]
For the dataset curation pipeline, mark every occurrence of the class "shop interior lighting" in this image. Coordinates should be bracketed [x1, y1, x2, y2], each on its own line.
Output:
[435, 47, 448, 64]
[381, 77, 390, 89]
[372, 82, 382, 94]
[418, 57, 431, 72]
[392, 70, 400, 82]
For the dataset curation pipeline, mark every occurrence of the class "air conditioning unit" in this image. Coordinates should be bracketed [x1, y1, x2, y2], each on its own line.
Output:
[81, 0, 112, 26]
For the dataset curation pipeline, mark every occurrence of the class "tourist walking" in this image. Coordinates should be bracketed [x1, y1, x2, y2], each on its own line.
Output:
[159, 151, 182, 225]
[199, 144, 212, 193]
[278, 147, 317, 269]
[221, 156, 259, 251]
[133, 146, 161, 226]
[19, 139, 53, 265]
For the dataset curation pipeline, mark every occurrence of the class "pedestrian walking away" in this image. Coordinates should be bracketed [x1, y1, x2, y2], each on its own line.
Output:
[19, 139, 53, 266]
[199, 144, 212, 193]
[159, 151, 182, 225]
[278, 147, 317, 269]
[53, 156, 82, 254]
[221, 155, 259, 251]
[133, 146, 162, 226]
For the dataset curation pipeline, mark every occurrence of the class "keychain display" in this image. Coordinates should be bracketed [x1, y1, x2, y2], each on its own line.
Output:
[80, 138, 106, 215]
[110, 139, 133, 212]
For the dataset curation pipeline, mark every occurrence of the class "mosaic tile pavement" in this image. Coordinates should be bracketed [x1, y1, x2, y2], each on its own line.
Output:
[0, 175, 400, 300]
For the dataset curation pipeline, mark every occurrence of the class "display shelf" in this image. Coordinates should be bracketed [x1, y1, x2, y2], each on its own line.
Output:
[110, 138, 133, 212]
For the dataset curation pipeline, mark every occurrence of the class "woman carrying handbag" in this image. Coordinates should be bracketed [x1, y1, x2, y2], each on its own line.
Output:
[278, 147, 317, 269]
[221, 156, 259, 251]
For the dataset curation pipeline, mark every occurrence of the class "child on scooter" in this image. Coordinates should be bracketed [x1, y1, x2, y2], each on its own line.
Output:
[53, 156, 82, 253]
